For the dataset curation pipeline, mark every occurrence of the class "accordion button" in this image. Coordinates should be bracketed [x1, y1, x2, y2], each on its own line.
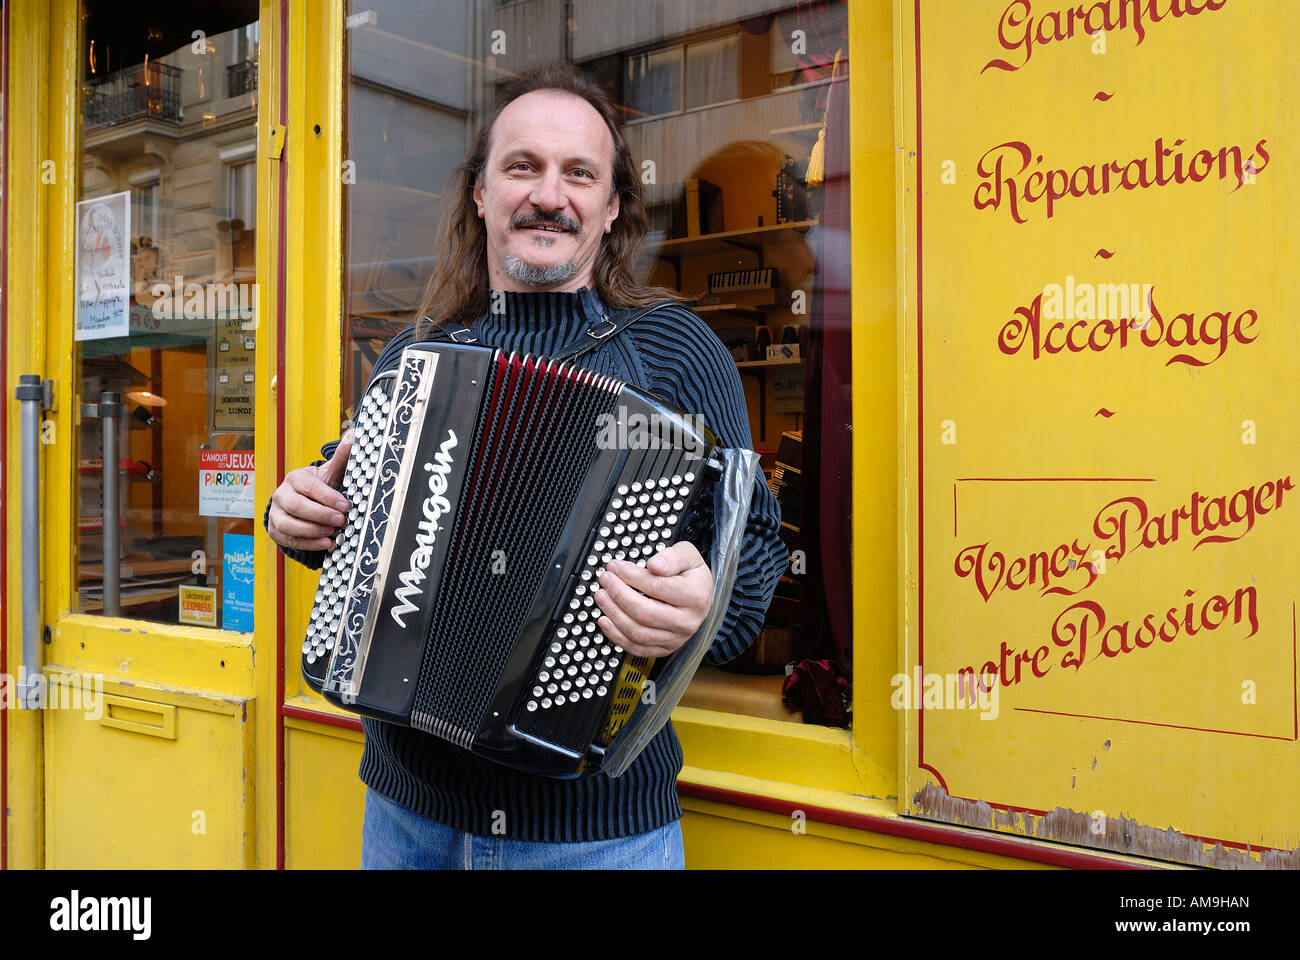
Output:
[563, 613, 575, 624]
[592, 541, 605, 552]
[576, 612, 588, 623]
[604, 512, 616, 523]
[617, 484, 629, 495]
[603, 671, 615, 682]
[635, 534, 646, 544]
[560, 653, 572, 664]
[550, 642, 562, 653]
[567, 666, 578, 677]
[672, 474, 682, 484]
[638, 493, 650, 505]
[652, 490, 664, 502]
[580, 569, 593, 581]
[637, 560, 648, 567]
[613, 524, 625, 535]
[539, 670, 550, 682]
[587, 556, 598, 567]
[547, 684, 558, 695]
[561, 680, 572, 691]
[544, 656, 556, 667]
[620, 536, 632, 547]
[644, 478, 656, 489]
[599, 526, 611, 537]
[597, 686, 608, 697]
[306, 653, 316, 664]
[533, 686, 544, 697]
[526, 701, 538, 712]
[583, 688, 594, 699]
[601, 553, 613, 563]
[568, 599, 580, 610]
[302, 641, 313, 654]
[581, 662, 593, 673]
[556, 627, 568, 639]
[631, 482, 643, 493]
[673, 500, 685, 511]
[619, 511, 631, 521]
[610, 498, 623, 510]
[585, 622, 597, 634]
[542, 698, 552, 709]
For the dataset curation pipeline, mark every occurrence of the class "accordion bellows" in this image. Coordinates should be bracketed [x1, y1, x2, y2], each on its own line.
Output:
[302, 342, 739, 778]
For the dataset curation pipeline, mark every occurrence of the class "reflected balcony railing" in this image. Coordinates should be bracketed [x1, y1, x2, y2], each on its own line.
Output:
[83, 61, 182, 129]
[227, 60, 258, 98]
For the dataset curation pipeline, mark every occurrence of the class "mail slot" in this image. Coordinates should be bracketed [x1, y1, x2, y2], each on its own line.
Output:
[99, 693, 177, 740]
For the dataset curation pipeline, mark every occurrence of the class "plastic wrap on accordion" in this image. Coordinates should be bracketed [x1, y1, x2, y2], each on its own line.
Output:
[600, 445, 761, 778]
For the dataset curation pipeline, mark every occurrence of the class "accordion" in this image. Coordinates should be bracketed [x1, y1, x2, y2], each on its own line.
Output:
[302, 341, 755, 779]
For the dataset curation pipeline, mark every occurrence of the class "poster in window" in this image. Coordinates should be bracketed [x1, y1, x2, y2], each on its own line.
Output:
[74, 190, 131, 341]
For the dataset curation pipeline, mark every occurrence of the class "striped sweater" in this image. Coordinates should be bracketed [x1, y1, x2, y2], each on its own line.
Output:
[271, 286, 786, 841]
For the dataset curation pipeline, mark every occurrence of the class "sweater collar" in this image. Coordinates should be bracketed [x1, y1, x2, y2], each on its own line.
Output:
[487, 285, 608, 332]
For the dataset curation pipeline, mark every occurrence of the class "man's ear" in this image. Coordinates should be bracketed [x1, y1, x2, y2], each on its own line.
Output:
[472, 178, 485, 219]
[604, 190, 620, 234]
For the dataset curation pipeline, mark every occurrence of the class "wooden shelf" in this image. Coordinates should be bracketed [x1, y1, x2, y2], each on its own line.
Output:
[736, 358, 801, 369]
[650, 219, 818, 261]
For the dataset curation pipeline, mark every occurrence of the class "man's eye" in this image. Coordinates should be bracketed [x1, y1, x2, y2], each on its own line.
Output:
[571, 169, 593, 179]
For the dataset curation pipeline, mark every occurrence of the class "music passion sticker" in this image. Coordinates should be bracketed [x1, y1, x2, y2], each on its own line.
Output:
[222, 533, 255, 632]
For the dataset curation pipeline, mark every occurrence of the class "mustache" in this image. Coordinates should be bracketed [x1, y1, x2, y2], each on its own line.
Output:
[510, 210, 583, 235]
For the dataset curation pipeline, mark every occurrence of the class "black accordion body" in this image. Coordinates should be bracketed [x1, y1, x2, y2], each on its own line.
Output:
[303, 341, 740, 778]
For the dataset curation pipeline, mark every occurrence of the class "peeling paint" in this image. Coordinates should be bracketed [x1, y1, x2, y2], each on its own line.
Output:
[913, 782, 1299, 869]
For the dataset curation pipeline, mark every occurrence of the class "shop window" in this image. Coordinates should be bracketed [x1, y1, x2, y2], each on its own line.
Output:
[75, 0, 261, 630]
[342, 0, 851, 729]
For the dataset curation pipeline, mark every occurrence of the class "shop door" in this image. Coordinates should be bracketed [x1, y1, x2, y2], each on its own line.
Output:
[26, 0, 272, 868]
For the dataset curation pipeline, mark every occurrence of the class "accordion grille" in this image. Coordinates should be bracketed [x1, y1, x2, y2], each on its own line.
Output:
[409, 353, 620, 745]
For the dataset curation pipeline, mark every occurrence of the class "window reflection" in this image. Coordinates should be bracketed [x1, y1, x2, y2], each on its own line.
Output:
[343, 0, 851, 725]
[76, 1, 261, 630]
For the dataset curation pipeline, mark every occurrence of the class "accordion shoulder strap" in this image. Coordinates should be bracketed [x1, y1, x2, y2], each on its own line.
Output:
[417, 301, 672, 362]
[549, 301, 668, 362]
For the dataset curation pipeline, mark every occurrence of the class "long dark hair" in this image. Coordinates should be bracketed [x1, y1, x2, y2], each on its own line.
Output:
[413, 61, 686, 337]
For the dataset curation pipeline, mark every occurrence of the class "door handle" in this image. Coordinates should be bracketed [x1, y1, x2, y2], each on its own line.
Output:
[14, 375, 53, 708]
[81, 392, 123, 617]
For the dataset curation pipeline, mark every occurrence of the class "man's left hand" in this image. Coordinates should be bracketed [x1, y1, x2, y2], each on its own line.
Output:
[594, 542, 713, 657]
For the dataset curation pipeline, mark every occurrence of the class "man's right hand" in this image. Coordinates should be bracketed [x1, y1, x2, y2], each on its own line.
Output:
[266, 431, 354, 553]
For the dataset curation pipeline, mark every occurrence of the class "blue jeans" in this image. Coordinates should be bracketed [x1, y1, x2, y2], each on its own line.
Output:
[360, 788, 685, 870]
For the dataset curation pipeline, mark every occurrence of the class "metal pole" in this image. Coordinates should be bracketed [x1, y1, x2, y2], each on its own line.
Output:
[100, 391, 122, 617]
[15, 375, 44, 708]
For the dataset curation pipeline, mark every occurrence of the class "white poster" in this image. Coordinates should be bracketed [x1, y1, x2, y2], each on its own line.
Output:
[74, 190, 131, 341]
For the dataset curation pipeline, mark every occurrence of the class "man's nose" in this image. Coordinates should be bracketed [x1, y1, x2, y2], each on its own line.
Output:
[528, 168, 565, 210]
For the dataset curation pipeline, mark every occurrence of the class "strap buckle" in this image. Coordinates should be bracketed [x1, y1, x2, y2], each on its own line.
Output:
[585, 316, 618, 340]
[448, 326, 478, 344]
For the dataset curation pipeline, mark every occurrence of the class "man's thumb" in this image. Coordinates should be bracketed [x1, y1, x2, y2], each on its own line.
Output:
[320, 430, 354, 486]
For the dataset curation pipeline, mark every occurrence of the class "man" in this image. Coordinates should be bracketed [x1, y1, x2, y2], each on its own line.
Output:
[266, 61, 786, 869]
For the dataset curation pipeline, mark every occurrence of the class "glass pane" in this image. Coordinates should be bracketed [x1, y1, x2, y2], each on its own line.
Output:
[624, 45, 683, 120]
[75, 0, 261, 630]
[684, 34, 739, 110]
[342, 0, 851, 727]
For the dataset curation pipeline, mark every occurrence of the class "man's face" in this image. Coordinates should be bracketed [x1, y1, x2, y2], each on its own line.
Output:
[473, 90, 620, 292]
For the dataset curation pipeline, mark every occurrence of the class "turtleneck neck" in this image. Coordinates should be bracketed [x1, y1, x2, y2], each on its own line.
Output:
[487, 285, 608, 331]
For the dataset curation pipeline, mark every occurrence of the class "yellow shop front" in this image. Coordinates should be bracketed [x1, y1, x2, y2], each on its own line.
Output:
[2, 0, 1296, 871]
